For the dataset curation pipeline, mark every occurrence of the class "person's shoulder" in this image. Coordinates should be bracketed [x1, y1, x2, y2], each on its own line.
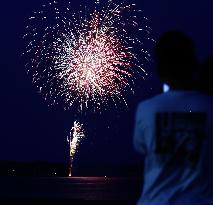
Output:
[137, 93, 167, 110]
[198, 93, 213, 105]
[191, 91, 213, 100]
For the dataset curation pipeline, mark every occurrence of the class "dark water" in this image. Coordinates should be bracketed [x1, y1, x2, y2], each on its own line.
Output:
[0, 177, 142, 204]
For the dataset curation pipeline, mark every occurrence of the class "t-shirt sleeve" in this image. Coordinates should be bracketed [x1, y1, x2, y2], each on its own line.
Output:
[133, 103, 147, 155]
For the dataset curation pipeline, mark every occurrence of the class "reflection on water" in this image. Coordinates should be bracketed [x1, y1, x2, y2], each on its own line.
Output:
[0, 177, 142, 200]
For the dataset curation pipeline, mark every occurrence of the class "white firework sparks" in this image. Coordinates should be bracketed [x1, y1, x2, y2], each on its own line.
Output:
[23, 0, 153, 111]
[67, 120, 85, 176]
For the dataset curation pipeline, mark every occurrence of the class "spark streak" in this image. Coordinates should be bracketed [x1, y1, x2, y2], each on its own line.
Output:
[67, 121, 85, 176]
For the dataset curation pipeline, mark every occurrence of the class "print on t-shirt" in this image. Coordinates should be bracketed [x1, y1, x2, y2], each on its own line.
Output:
[156, 112, 207, 168]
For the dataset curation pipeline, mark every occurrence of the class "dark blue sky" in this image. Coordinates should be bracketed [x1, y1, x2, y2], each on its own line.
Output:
[0, 0, 213, 166]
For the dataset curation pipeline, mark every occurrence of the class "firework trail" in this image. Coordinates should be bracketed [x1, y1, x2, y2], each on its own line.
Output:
[67, 121, 85, 176]
[23, 0, 153, 111]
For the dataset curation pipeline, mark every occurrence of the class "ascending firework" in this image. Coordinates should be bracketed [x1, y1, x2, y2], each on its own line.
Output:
[67, 121, 85, 176]
[23, 0, 153, 111]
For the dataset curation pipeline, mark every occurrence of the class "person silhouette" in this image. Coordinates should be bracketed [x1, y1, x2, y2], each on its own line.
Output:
[133, 31, 213, 205]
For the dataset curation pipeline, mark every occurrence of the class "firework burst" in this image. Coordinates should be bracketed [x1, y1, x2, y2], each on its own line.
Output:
[23, 0, 153, 111]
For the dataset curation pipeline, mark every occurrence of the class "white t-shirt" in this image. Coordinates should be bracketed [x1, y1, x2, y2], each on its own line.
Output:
[133, 90, 213, 205]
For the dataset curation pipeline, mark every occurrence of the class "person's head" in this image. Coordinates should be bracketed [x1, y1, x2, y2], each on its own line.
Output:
[199, 56, 213, 95]
[155, 31, 197, 90]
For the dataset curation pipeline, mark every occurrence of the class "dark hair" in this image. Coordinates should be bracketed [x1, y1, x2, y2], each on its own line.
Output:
[155, 31, 197, 87]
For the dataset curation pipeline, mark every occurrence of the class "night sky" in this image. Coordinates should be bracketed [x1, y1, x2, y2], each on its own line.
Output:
[1, 0, 213, 168]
